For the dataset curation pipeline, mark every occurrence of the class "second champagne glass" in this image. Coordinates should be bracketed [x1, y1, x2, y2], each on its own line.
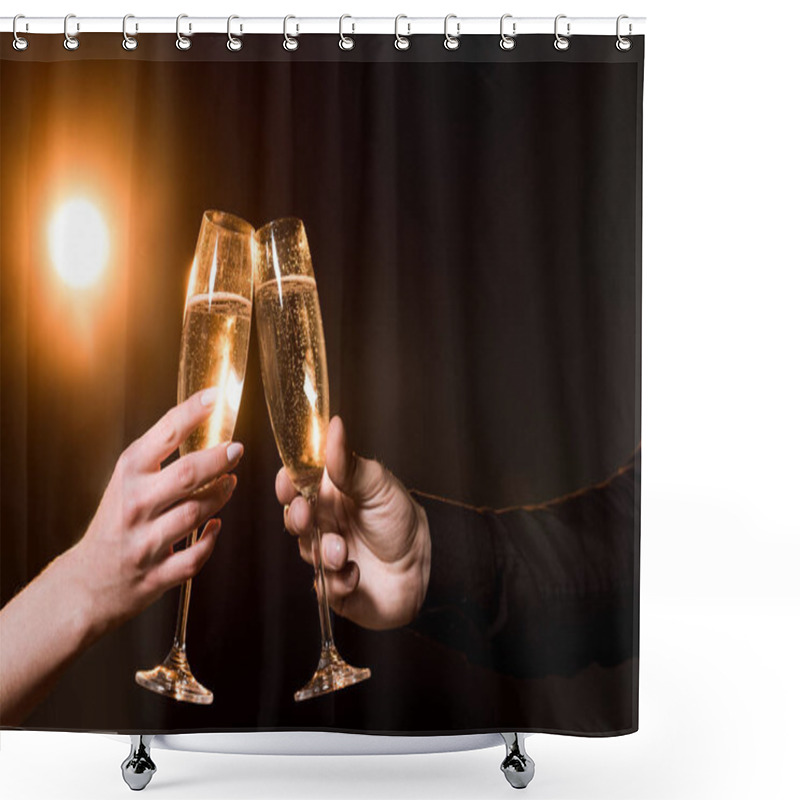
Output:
[135, 210, 254, 704]
[254, 217, 371, 701]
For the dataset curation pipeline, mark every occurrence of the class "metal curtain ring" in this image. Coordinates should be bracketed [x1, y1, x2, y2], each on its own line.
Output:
[283, 15, 299, 51]
[554, 14, 570, 51]
[500, 14, 516, 50]
[227, 15, 242, 51]
[176, 14, 192, 50]
[12, 14, 29, 51]
[444, 14, 460, 51]
[339, 14, 355, 50]
[394, 14, 410, 50]
[64, 13, 79, 51]
[122, 14, 138, 50]
[616, 14, 632, 51]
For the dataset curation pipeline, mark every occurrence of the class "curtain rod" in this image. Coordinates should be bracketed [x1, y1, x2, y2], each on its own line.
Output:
[1, 16, 646, 37]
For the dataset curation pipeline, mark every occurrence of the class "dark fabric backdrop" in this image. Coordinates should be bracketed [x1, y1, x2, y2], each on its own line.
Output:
[1, 34, 642, 734]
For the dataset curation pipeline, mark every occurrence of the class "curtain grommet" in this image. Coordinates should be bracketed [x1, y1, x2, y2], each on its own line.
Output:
[339, 14, 355, 50]
[444, 14, 460, 51]
[122, 14, 138, 51]
[500, 14, 516, 50]
[12, 14, 29, 51]
[394, 15, 411, 50]
[283, 15, 299, 51]
[227, 15, 243, 51]
[176, 14, 192, 50]
[616, 15, 632, 51]
[553, 14, 570, 51]
[63, 13, 79, 51]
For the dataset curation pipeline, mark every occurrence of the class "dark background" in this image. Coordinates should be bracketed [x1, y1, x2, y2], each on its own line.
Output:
[1, 35, 642, 734]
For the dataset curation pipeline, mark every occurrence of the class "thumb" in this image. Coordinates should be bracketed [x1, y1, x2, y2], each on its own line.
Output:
[326, 416, 386, 503]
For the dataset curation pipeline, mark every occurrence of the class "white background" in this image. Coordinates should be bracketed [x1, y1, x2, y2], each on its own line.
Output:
[2, 1, 799, 798]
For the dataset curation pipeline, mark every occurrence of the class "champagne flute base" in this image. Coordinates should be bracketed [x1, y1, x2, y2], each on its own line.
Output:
[294, 643, 371, 702]
[135, 646, 214, 705]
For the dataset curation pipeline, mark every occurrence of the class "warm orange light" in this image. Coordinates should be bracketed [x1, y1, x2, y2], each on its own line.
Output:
[47, 197, 110, 288]
[310, 413, 322, 463]
[207, 319, 245, 447]
[207, 337, 231, 448]
[303, 359, 322, 462]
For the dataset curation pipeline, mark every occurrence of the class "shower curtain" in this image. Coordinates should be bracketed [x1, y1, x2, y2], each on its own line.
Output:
[0, 31, 643, 736]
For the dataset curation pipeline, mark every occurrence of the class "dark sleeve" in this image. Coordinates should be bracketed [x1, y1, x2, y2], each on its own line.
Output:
[407, 449, 639, 679]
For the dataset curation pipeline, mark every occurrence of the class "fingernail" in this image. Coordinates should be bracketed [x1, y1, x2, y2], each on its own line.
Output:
[224, 474, 237, 493]
[201, 387, 219, 406]
[227, 442, 244, 462]
[324, 538, 343, 564]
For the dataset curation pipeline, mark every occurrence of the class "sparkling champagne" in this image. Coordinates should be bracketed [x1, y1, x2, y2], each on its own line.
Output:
[178, 292, 252, 456]
[255, 275, 329, 495]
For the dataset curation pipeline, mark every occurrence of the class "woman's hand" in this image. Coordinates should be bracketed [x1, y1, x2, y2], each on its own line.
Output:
[0, 388, 243, 725]
[67, 386, 243, 637]
[277, 415, 431, 631]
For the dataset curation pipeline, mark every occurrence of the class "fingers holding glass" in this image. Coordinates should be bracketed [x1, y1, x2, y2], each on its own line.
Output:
[147, 474, 237, 563]
[131, 388, 220, 471]
[155, 519, 222, 590]
[284, 495, 313, 535]
[148, 440, 243, 517]
[276, 466, 299, 506]
[320, 563, 360, 615]
[283, 489, 341, 539]
[297, 533, 360, 610]
[296, 531, 348, 568]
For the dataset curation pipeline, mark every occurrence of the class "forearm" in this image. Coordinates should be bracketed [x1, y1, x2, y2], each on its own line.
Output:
[491, 453, 638, 600]
[406, 490, 499, 670]
[0, 545, 101, 726]
[408, 451, 639, 677]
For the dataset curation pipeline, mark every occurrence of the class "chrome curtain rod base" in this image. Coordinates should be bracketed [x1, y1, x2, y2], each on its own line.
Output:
[500, 733, 535, 790]
[121, 735, 156, 791]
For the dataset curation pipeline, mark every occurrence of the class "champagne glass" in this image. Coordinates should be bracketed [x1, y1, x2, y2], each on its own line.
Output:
[135, 210, 255, 704]
[254, 217, 371, 701]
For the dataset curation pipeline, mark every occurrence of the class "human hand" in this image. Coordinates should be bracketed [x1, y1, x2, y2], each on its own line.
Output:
[64, 387, 243, 638]
[277, 416, 431, 631]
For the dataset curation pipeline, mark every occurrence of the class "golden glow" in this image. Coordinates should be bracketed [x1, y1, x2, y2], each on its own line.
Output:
[223, 316, 245, 415]
[47, 197, 110, 288]
[184, 256, 199, 320]
[207, 319, 245, 447]
[271, 235, 284, 306]
[302, 358, 323, 461]
[207, 335, 231, 447]
[310, 414, 322, 463]
[303, 363, 318, 408]
[225, 370, 245, 418]
[207, 239, 219, 310]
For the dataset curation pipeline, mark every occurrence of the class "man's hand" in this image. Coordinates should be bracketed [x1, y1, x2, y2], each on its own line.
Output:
[278, 416, 431, 630]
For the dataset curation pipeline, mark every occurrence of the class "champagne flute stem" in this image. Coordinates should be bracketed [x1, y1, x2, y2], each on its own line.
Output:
[172, 529, 198, 650]
[308, 494, 334, 650]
